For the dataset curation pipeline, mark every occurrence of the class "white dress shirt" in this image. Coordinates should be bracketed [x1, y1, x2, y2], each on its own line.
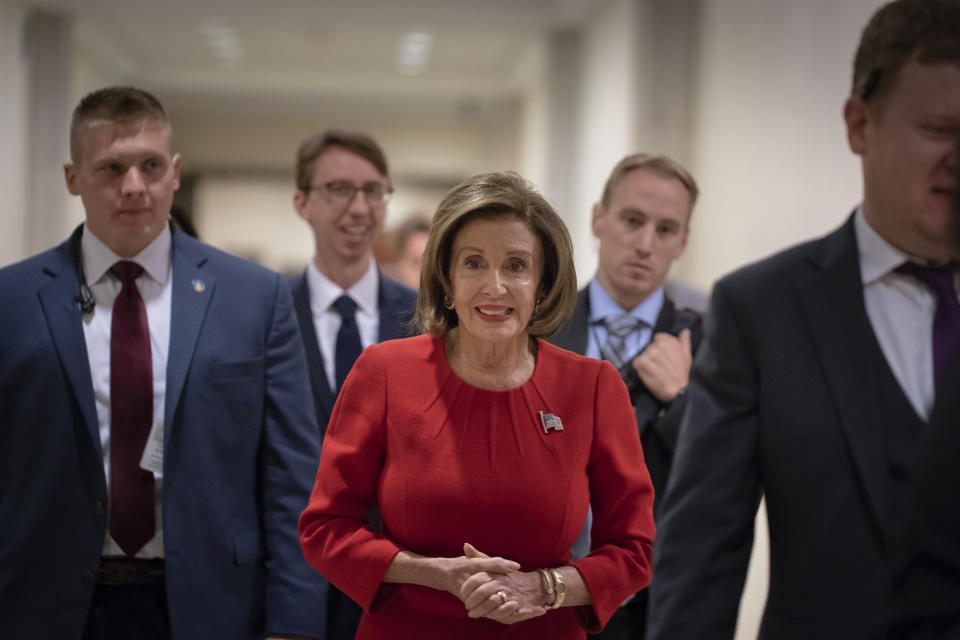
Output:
[81, 224, 171, 558]
[855, 208, 956, 420]
[305, 258, 381, 392]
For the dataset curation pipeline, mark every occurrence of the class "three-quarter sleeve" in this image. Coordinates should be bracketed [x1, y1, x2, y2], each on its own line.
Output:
[298, 344, 403, 611]
[572, 360, 655, 630]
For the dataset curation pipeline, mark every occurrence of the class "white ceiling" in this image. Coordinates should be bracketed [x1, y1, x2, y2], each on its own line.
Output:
[34, 0, 601, 120]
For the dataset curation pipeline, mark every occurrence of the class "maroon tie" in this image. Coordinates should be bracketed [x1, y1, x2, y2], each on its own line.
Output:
[109, 261, 155, 557]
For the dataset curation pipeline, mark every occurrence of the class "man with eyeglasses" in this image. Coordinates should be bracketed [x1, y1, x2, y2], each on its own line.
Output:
[289, 130, 417, 640]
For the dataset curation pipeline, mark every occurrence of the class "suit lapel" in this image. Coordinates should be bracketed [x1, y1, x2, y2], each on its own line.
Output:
[291, 271, 336, 427]
[651, 296, 677, 335]
[551, 287, 590, 354]
[37, 235, 101, 455]
[633, 297, 679, 436]
[377, 273, 414, 342]
[797, 215, 888, 540]
[164, 233, 215, 432]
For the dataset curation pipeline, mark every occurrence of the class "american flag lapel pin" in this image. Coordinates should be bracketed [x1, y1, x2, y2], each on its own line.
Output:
[539, 411, 564, 434]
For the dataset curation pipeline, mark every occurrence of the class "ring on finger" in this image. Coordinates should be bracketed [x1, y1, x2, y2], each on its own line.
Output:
[496, 590, 508, 605]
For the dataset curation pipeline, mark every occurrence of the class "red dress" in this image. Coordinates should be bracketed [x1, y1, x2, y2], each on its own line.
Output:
[299, 335, 654, 639]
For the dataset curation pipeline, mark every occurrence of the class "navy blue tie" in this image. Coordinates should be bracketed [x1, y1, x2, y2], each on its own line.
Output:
[332, 295, 363, 391]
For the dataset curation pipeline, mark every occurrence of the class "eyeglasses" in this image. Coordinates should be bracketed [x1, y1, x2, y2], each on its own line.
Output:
[309, 180, 393, 206]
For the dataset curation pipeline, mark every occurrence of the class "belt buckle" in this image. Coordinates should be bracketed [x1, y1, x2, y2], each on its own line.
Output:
[98, 558, 164, 585]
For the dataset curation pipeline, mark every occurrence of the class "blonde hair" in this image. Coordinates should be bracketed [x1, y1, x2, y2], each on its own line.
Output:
[600, 153, 699, 216]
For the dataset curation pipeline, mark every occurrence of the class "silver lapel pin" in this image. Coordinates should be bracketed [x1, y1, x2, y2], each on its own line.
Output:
[539, 411, 564, 434]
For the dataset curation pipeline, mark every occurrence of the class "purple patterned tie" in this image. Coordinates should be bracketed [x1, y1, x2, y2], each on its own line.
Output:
[896, 260, 960, 388]
[109, 261, 155, 557]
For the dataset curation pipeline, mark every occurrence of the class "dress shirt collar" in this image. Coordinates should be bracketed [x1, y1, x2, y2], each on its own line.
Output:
[854, 206, 915, 286]
[81, 223, 172, 286]
[587, 278, 664, 327]
[306, 257, 379, 318]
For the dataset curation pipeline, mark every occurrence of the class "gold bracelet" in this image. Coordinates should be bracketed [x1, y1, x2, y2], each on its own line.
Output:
[549, 568, 566, 608]
[537, 568, 555, 608]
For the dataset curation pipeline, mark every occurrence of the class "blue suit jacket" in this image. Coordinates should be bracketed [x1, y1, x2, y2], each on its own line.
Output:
[289, 269, 417, 440]
[288, 269, 416, 640]
[0, 226, 326, 639]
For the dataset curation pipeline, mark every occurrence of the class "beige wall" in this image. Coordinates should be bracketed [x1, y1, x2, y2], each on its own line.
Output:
[0, 0, 28, 265]
[180, 111, 520, 272]
[3, 0, 890, 290]
[193, 174, 450, 275]
[571, 0, 641, 285]
[684, 0, 886, 290]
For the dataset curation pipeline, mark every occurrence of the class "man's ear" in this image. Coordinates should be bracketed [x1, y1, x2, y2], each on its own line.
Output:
[293, 189, 310, 221]
[844, 95, 870, 156]
[64, 163, 81, 196]
[591, 202, 604, 237]
[677, 224, 690, 256]
[171, 153, 182, 191]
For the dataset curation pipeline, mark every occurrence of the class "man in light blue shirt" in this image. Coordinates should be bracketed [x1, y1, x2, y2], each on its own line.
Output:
[550, 153, 704, 640]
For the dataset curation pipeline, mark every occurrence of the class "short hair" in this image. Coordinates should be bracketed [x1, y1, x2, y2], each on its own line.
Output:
[70, 86, 171, 163]
[295, 130, 389, 192]
[599, 153, 699, 216]
[392, 214, 432, 257]
[415, 171, 577, 338]
[852, 0, 960, 103]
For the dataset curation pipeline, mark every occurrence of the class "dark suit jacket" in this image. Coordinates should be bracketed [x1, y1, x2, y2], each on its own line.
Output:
[0, 226, 326, 639]
[648, 214, 914, 639]
[550, 286, 703, 513]
[289, 269, 417, 440]
[288, 269, 416, 640]
[888, 355, 960, 639]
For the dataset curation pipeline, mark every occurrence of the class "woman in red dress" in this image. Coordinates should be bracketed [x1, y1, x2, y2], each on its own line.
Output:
[299, 171, 655, 639]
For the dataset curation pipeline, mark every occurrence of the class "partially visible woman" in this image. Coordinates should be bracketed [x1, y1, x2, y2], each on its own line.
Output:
[299, 171, 655, 639]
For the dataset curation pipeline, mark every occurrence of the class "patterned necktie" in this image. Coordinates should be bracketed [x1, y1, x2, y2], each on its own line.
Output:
[333, 295, 363, 391]
[603, 313, 642, 370]
[109, 261, 155, 557]
[895, 260, 960, 388]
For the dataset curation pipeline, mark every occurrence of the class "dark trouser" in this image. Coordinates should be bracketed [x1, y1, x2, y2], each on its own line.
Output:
[590, 589, 648, 640]
[327, 584, 363, 640]
[83, 559, 171, 640]
[82, 583, 171, 640]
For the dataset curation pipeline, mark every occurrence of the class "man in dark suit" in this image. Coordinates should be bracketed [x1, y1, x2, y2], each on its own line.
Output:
[647, 1, 960, 638]
[886, 135, 960, 640]
[0, 87, 325, 639]
[289, 130, 417, 639]
[551, 153, 703, 639]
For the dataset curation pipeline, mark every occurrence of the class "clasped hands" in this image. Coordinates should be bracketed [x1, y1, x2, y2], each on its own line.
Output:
[447, 542, 548, 625]
[632, 328, 692, 403]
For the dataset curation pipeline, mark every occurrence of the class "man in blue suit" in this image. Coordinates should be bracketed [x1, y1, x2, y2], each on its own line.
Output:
[289, 130, 417, 639]
[0, 87, 325, 639]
